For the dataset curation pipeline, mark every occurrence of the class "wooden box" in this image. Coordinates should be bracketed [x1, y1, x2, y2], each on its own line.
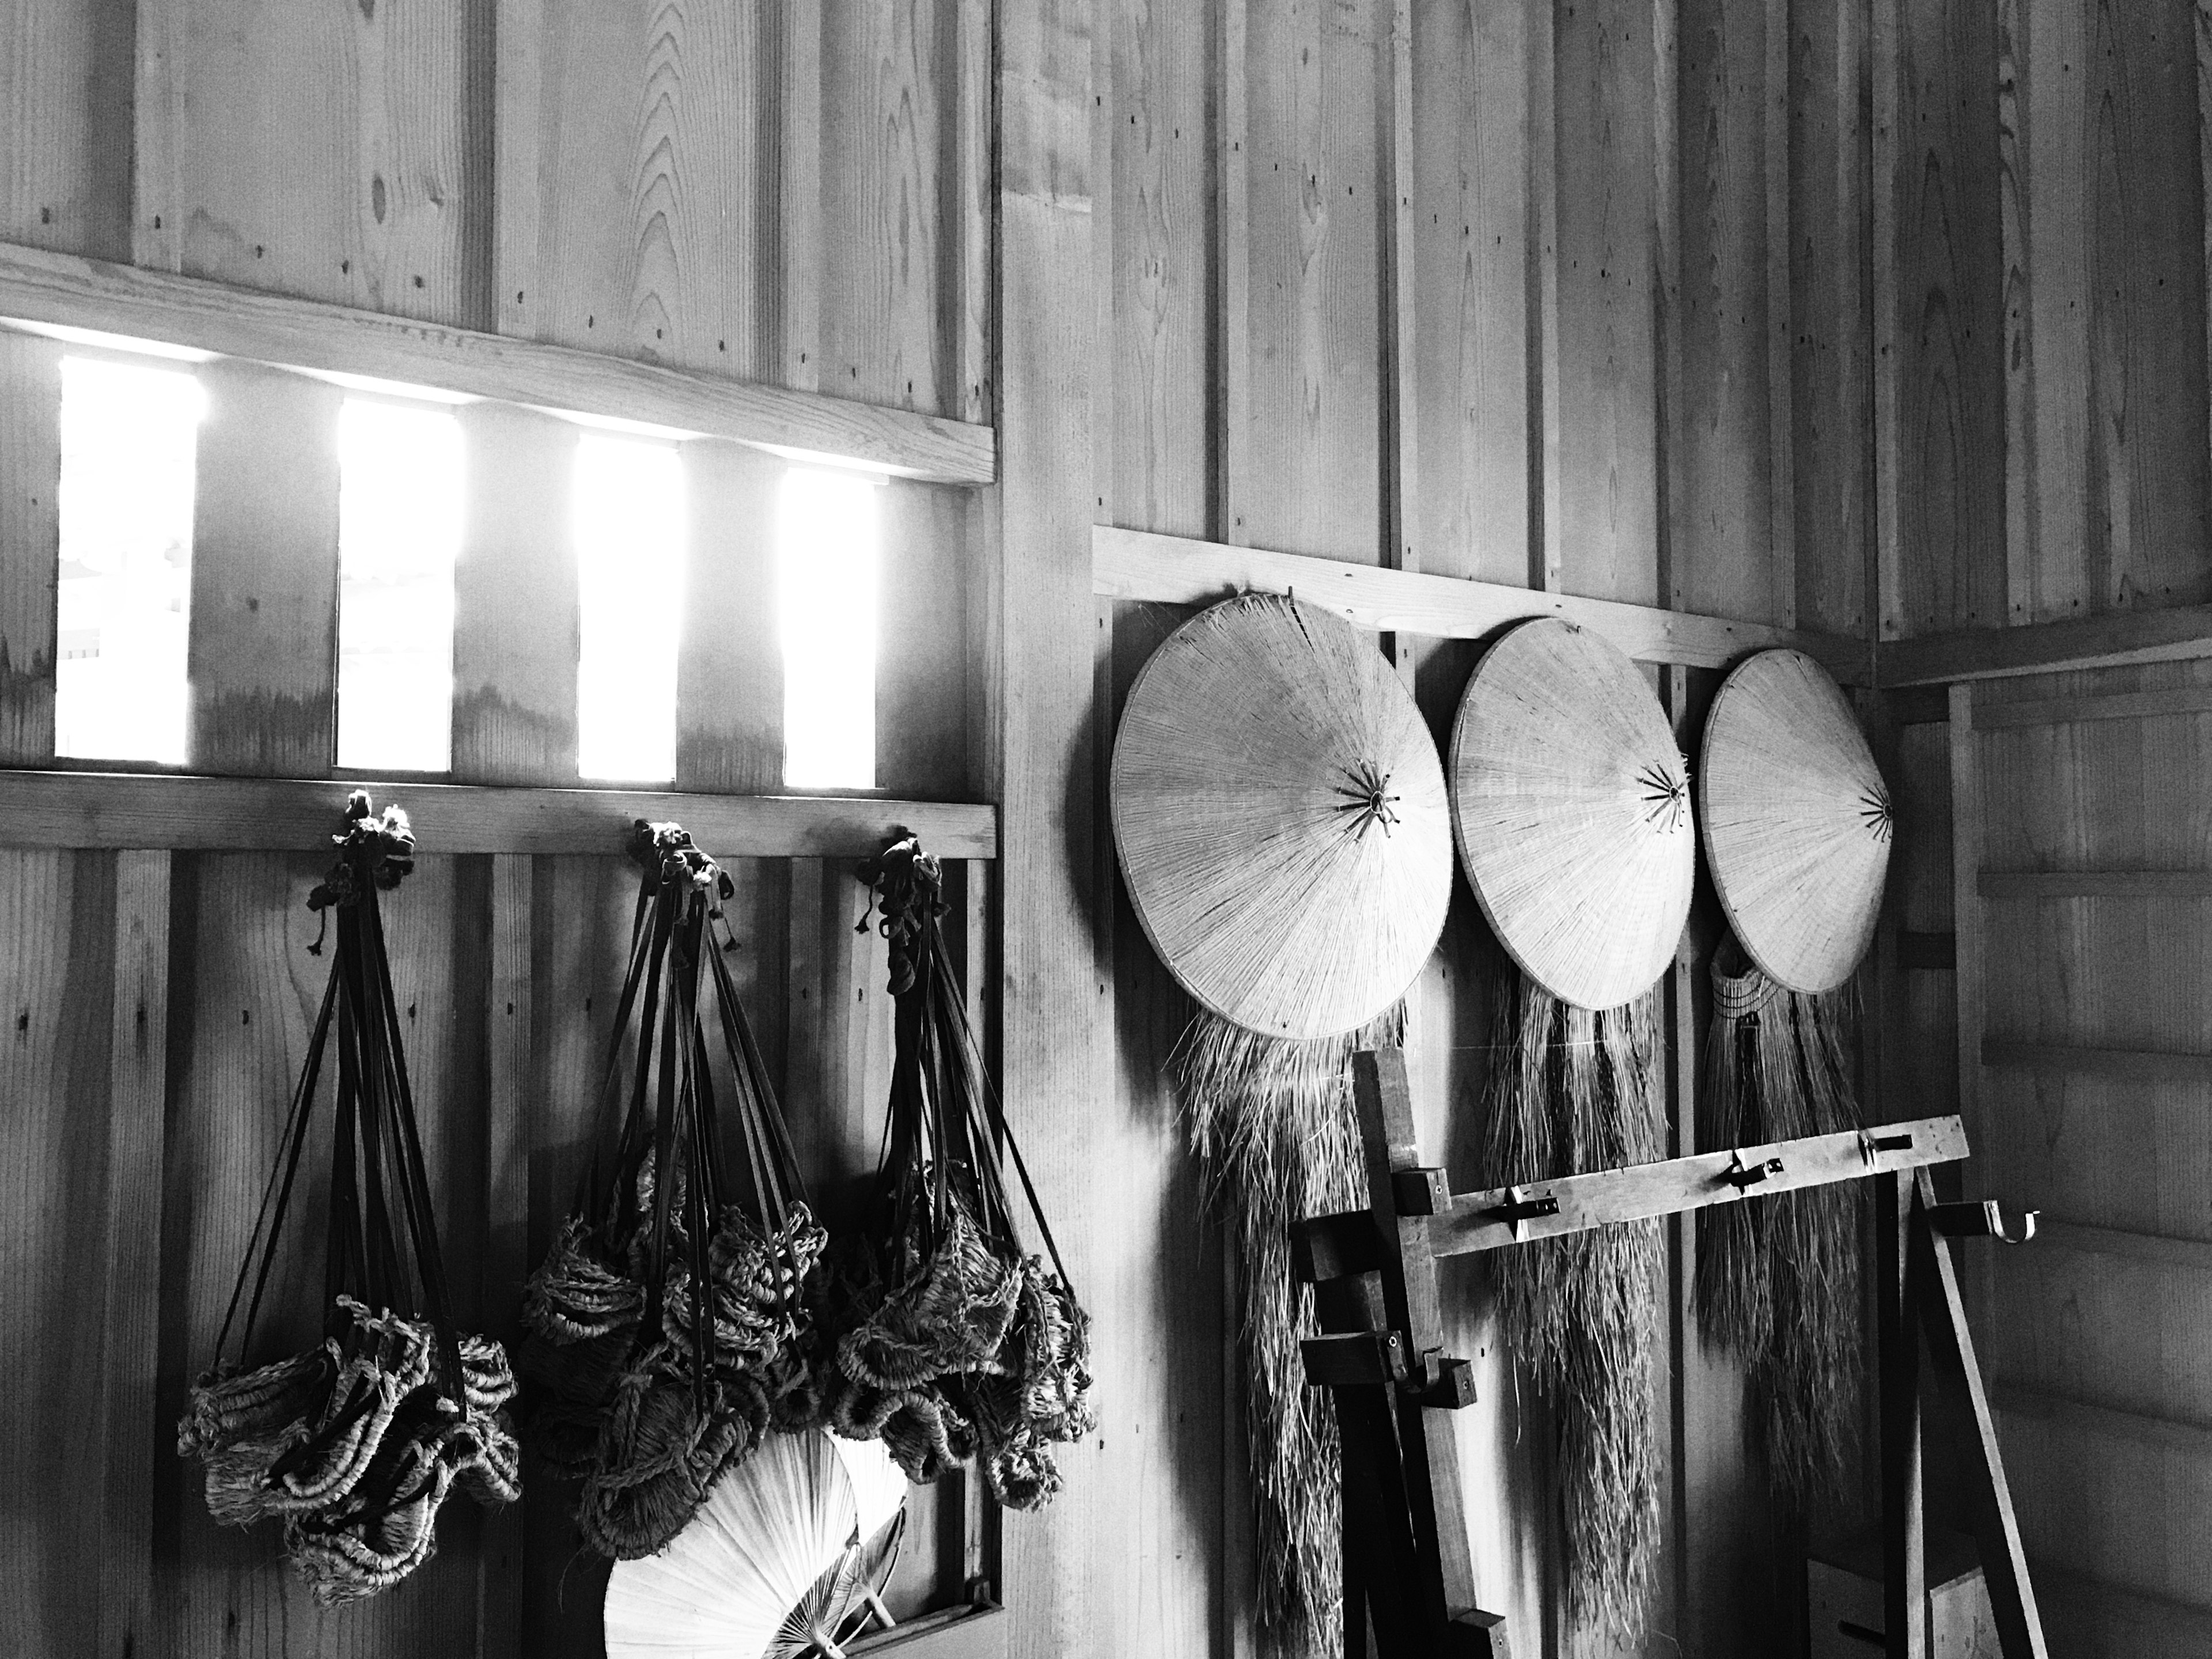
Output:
[1807, 1530, 1999, 1659]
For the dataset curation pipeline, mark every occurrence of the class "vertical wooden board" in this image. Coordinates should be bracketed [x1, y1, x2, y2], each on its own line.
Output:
[1240, 0, 1385, 565]
[99, 850, 171, 1659]
[453, 401, 580, 787]
[1791, 0, 1874, 638]
[877, 479, 974, 801]
[1992, 1248, 2212, 1429]
[1885, 0, 2006, 637]
[186, 360, 342, 778]
[820, 2, 954, 415]
[2002, 1412, 2212, 1612]
[1408, 0, 1531, 589]
[152, 852, 480, 1657]
[0, 330, 60, 766]
[2085, 0, 2212, 615]
[766, 0, 825, 393]
[1997, 1074, 2212, 1241]
[518, 0, 767, 378]
[675, 440, 781, 795]
[1672, 0, 1781, 625]
[1103, 0, 1212, 539]
[0, 850, 115, 1657]
[1552, 0, 1662, 607]
[0, 0, 134, 258]
[133, 0, 483, 324]
[952, 0, 994, 427]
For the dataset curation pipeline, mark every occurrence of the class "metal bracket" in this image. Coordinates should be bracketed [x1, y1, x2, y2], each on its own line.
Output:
[1723, 1149, 1785, 1190]
[1482, 1184, 1559, 1240]
[1858, 1128, 1915, 1169]
[1926, 1199, 2039, 1245]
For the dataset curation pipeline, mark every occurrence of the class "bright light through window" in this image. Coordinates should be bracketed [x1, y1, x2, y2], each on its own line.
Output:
[54, 356, 205, 764]
[778, 468, 879, 790]
[575, 434, 684, 782]
[336, 400, 462, 772]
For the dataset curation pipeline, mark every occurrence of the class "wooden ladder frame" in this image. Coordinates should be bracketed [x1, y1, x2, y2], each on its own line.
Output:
[1293, 1047, 2048, 1659]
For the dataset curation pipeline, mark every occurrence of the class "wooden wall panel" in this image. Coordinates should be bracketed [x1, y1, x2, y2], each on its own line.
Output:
[134, 0, 487, 325]
[675, 440, 781, 796]
[877, 479, 976, 801]
[0, 0, 134, 260]
[0, 331, 61, 766]
[1239, 0, 1384, 565]
[0, 849, 118, 1656]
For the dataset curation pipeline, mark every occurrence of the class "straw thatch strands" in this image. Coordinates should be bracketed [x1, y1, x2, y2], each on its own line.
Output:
[1111, 594, 1453, 1659]
[1112, 592, 1452, 1041]
[1449, 619, 1687, 1637]
[1696, 649, 1888, 1503]
[1699, 647, 1890, 994]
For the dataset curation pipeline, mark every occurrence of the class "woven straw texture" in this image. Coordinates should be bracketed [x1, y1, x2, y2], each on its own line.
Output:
[1111, 593, 1453, 1040]
[1698, 648, 1890, 994]
[1449, 619, 1694, 1012]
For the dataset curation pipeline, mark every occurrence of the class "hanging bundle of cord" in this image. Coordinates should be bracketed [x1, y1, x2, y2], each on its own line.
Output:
[519, 820, 827, 1559]
[177, 791, 520, 1605]
[1695, 649, 1892, 1503]
[821, 835, 1096, 1510]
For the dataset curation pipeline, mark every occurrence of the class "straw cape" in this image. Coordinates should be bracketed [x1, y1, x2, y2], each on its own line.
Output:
[1696, 649, 1892, 1503]
[1449, 618, 1692, 1638]
[1111, 593, 1452, 1659]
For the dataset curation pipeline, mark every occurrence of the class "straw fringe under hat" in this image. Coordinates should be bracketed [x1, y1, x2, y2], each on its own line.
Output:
[1112, 592, 1452, 1659]
[1449, 618, 1692, 1639]
[1696, 649, 1892, 1505]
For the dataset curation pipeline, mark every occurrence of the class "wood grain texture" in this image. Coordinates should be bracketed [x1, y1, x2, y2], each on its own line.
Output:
[453, 400, 579, 786]
[877, 479, 976, 801]
[673, 440, 781, 794]
[185, 359, 342, 778]
[0, 768, 998, 858]
[0, 241, 997, 483]
[1093, 523, 1870, 677]
[0, 329, 60, 764]
[98, 849, 169, 1659]
[131, 0, 486, 325]
[0, 850, 116, 1657]
[0, 0, 133, 260]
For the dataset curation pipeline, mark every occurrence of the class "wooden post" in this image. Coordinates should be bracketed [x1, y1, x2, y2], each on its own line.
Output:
[1878, 1168, 1925, 1659]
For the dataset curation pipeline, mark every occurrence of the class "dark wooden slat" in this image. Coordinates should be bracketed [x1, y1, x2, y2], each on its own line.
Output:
[849, 1603, 1007, 1659]
[1879, 605, 2212, 688]
[1897, 930, 1956, 970]
[185, 358, 341, 777]
[1981, 1040, 2212, 1082]
[0, 768, 996, 858]
[0, 329, 59, 763]
[1093, 524, 1871, 681]
[1425, 1115, 1969, 1258]
[2033, 1562, 2212, 1643]
[1974, 684, 2212, 729]
[1980, 869, 2212, 899]
[1991, 1380, 2212, 1461]
[1880, 1171, 1925, 1659]
[1882, 684, 1952, 726]
[0, 243, 997, 484]
[2035, 1218, 2212, 1275]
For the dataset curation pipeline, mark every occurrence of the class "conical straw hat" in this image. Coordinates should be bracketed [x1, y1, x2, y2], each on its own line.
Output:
[1449, 618, 1694, 1011]
[1110, 593, 1452, 1041]
[1699, 648, 1889, 994]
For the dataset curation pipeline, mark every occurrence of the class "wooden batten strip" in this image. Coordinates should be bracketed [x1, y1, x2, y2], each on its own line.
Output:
[2032, 1562, 2212, 1641]
[96, 848, 168, 1659]
[1981, 1040, 2212, 1082]
[849, 1603, 1009, 1658]
[476, 853, 530, 1659]
[0, 769, 997, 858]
[1880, 605, 2212, 688]
[1992, 1380, 2212, 1463]
[1979, 869, 2212, 899]
[1975, 684, 2212, 729]
[2035, 1218, 2212, 1276]
[1092, 525, 1869, 678]
[0, 240, 995, 485]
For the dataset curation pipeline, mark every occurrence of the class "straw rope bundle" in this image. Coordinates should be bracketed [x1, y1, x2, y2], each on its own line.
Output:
[1112, 594, 1452, 1659]
[1450, 620, 1692, 1638]
[177, 793, 520, 1605]
[518, 821, 825, 1560]
[1696, 649, 1890, 1503]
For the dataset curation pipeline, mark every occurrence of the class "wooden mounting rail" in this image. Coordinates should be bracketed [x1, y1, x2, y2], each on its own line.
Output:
[1294, 1114, 1966, 1271]
[0, 769, 998, 859]
[1877, 604, 2212, 688]
[1092, 525, 1871, 683]
[0, 240, 995, 484]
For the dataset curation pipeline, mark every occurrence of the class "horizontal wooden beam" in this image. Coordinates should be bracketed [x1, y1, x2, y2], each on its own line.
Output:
[2035, 1218, 2212, 1275]
[1982, 1040, 2212, 1081]
[0, 240, 995, 485]
[1897, 929, 1957, 970]
[1879, 606, 2212, 688]
[1416, 1115, 1967, 1258]
[1093, 527, 1871, 681]
[1993, 1380, 2212, 1462]
[1974, 684, 2212, 729]
[1980, 870, 2212, 899]
[0, 769, 997, 859]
